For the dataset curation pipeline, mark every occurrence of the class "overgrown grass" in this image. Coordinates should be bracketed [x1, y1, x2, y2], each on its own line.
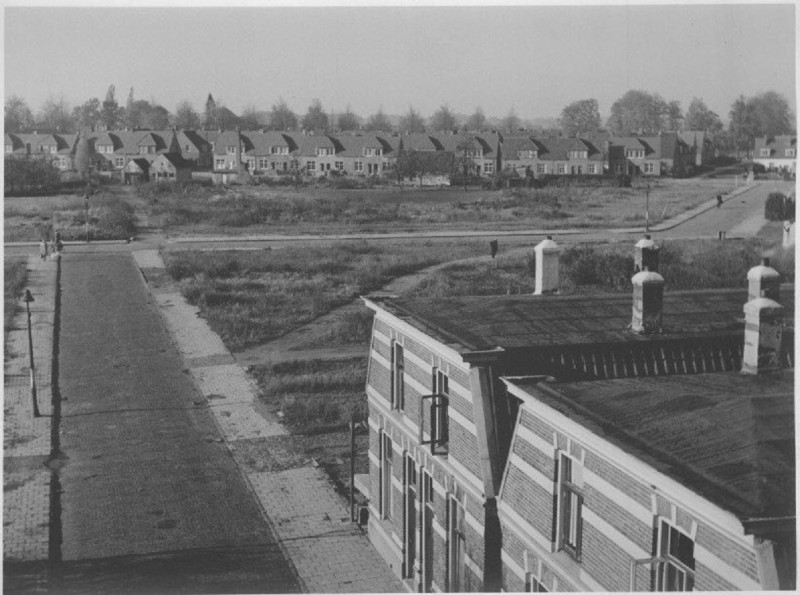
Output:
[143, 178, 738, 235]
[251, 358, 368, 432]
[4, 257, 28, 337]
[412, 238, 794, 297]
[164, 240, 485, 351]
[4, 192, 137, 241]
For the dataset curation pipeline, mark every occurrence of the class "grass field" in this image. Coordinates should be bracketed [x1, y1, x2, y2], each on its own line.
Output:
[4, 191, 136, 242]
[143, 177, 735, 236]
[163, 240, 487, 351]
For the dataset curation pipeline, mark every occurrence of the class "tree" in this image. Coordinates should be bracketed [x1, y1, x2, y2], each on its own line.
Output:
[124, 87, 135, 129]
[559, 99, 601, 137]
[301, 99, 329, 131]
[664, 100, 684, 132]
[454, 135, 478, 190]
[269, 98, 297, 130]
[174, 100, 200, 130]
[4, 156, 61, 195]
[100, 85, 122, 130]
[204, 93, 219, 130]
[465, 107, 486, 132]
[684, 98, 723, 135]
[37, 96, 75, 133]
[606, 90, 669, 135]
[337, 105, 360, 131]
[124, 99, 171, 129]
[728, 95, 754, 157]
[429, 104, 457, 132]
[73, 98, 102, 131]
[73, 131, 96, 180]
[749, 91, 793, 138]
[5, 95, 35, 133]
[239, 105, 264, 130]
[500, 108, 521, 133]
[398, 106, 426, 133]
[365, 108, 392, 132]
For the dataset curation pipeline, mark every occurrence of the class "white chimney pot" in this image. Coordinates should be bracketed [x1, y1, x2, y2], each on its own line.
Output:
[534, 236, 559, 295]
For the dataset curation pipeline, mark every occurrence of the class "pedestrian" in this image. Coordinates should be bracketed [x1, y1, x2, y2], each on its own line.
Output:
[39, 239, 48, 261]
[716, 194, 723, 208]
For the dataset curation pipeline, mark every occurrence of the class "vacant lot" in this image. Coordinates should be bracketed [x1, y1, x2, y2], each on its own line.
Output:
[4, 191, 136, 242]
[143, 177, 734, 236]
[163, 240, 487, 352]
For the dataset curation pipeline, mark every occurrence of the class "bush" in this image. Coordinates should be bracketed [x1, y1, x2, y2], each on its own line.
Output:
[765, 192, 794, 221]
[4, 157, 62, 195]
[561, 246, 634, 289]
[4, 258, 27, 335]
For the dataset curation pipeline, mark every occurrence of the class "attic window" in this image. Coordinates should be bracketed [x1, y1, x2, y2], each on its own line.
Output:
[626, 149, 645, 159]
[786, 149, 795, 157]
[760, 148, 771, 157]
[364, 148, 381, 157]
[518, 150, 536, 159]
[568, 150, 588, 159]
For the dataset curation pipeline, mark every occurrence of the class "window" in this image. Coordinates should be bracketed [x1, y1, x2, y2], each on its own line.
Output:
[760, 148, 771, 157]
[317, 147, 333, 156]
[588, 164, 597, 174]
[655, 520, 695, 591]
[626, 149, 645, 159]
[518, 150, 537, 159]
[537, 163, 546, 174]
[644, 162, 655, 173]
[615, 163, 623, 173]
[392, 342, 405, 411]
[557, 453, 583, 560]
[271, 146, 289, 155]
[422, 367, 449, 455]
[215, 158, 226, 169]
[786, 149, 796, 157]
[247, 158, 256, 170]
[364, 147, 381, 157]
[114, 157, 124, 168]
[354, 161, 363, 172]
[403, 454, 417, 578]
[335, 161, 344, 170]
[525, 573, 548, 592]
[447, 495, 466, 591]
[380, 432, 393, 519]
[5, 145, 12, 153]
[485, 162, 494, 174]
[557, 164, 565, 174]
[307, 160, 316, 171]
[568, 150, 587, 159]
[226, 145, 237, 154]
[259, 158, 269, 169]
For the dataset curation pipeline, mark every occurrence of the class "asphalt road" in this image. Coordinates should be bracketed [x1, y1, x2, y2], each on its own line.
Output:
[53, 252, 300, 593]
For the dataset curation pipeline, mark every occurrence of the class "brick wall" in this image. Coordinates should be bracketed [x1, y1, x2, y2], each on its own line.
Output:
[449, 419, 483, 482]
[693, 560, 741, 591]
[695, 523, 761, 582]
[585, 484, 651, 550]
[584, 451, 652, 508]
[501, 465, 553, 538]
[367, 355, 391, 403]
[581, 522, 633, 591]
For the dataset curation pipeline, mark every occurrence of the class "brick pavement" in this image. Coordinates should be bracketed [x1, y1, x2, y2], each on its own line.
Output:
[4, 253, 58, 563]
[132, 249, 404, 593]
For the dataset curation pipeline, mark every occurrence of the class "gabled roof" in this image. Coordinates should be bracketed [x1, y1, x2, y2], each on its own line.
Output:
[5, 133, 24, 150]
[137, 132, 165, 150]
[507, 368, 794, 521]
[153, 152, 191, 169]
[502, 135, 539, 155]
[124, 158, 150, 172]
[294, 133, 338, 157]
[399, 133, 441, 152]
[754, 135, 797, 152]
[533, 137, 603, 161]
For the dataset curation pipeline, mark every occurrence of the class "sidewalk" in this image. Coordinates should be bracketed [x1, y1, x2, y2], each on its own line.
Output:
[133, 249, 404, 594]
[4, 253, 58, 564]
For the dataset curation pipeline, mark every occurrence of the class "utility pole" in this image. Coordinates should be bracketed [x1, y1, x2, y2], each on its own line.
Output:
[645, 183, 650, 233]
[24, 290, 41, 417]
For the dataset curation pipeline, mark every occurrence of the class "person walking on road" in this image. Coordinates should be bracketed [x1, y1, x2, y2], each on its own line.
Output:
[39, 239, 48, 261]
[716, 194, 723, 208]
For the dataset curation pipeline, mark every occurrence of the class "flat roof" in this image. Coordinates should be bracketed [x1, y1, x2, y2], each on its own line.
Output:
[375, 286, 794, 354]
[507, 370, 795, 520]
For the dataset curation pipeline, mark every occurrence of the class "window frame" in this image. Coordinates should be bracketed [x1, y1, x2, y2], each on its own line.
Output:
[380, 431, 393, 520]
[655, 519, 695, 591]
[556, 452, 583, 561]
[392, 342, 405, 411]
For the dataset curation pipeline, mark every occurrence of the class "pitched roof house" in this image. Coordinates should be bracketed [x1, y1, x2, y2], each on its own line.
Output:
[754, 135, 797, 173]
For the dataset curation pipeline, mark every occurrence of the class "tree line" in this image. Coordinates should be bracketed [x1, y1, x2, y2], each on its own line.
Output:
[5, 85, 794, 154]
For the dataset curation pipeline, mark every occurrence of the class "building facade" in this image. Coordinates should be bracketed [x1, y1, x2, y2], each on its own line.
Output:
[361, 242, 795, 592]
[753, 135, 797, 174]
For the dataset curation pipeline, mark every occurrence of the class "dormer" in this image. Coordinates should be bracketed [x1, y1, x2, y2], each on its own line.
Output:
[625, 148, 645, 159]
[316, 146, 335, 156]
[363, 146, 382, 157]
[517, 149, 537, 159]
[270, 145, 289, 155]
[568, 149, 588, 159]
[760, 147, 772, 157]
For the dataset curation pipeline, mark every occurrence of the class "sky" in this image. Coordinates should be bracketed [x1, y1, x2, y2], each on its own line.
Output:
[3, 2, 797, 124]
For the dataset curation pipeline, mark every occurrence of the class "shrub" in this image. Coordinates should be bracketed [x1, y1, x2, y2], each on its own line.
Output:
[4, 258, 27, 335]
[765, 192, 794, 221]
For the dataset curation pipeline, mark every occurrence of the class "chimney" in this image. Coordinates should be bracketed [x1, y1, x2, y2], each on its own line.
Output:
[741, 293, 784, 375]
[747, 258, 780, 302]
[634, 234, 659, 272]
[631, 268, 664, 334]
[533, 236, 559, 295]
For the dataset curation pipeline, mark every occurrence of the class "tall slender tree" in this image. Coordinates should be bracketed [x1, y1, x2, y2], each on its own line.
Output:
[301, 99, 329, 131]
[269, 98, 298, 130]
[5, 95, 35, 133]
[398, 106, 426, 133]
[365, 108, 392, 132]
[465, 107, 486, 132]
[100, 85, 121, 130]
[204, 93, 219, 130]
[429, 104, 458, 132]
[174, 100, 200, 130]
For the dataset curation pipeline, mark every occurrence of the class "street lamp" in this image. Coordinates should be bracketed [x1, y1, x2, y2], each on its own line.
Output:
[645, 183, 651, 233]
[23, 290, 41, 418]
[84, 192, 90, 244]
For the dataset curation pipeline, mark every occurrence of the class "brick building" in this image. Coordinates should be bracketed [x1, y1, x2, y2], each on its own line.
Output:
[361, 240, 794, 591]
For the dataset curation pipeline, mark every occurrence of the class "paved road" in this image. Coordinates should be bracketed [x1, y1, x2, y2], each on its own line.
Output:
[54, 252, 300, 593]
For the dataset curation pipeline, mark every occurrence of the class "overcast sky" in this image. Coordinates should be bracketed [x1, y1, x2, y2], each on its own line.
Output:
[4, 2, 796, 123]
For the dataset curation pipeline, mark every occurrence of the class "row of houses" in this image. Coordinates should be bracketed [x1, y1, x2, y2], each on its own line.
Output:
[6, 128, 743, 183]
[359, 238, 794, 591]
[753, 135, 797, 173]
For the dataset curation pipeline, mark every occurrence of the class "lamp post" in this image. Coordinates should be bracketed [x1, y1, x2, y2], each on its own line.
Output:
[645, 183, 651, 233]
[84, 192, 90, 244]
[23, 290, 41, 418]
